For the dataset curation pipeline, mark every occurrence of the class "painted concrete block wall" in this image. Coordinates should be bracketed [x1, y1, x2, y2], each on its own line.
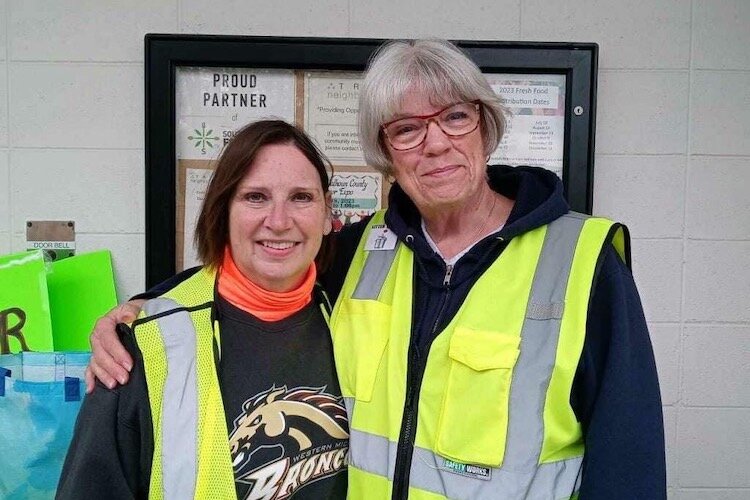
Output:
[0, 0, 747, 497]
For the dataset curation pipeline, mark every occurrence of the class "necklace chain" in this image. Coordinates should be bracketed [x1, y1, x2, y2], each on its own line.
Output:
[423, 193, 502, 258]
[468, 193, 498, 243]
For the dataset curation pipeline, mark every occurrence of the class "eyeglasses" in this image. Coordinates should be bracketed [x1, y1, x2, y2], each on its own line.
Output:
[381, 101, 481, 151]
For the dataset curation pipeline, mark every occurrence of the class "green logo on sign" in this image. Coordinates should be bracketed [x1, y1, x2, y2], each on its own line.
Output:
[188, 122, 220, 155]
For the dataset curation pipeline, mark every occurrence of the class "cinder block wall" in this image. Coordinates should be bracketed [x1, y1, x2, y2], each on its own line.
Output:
[0, 1, 747, 497]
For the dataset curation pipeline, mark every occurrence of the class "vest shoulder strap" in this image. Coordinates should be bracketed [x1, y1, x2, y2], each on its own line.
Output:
[314, 283, 333, 323]
[162, 266, 216, 309]
[565, 211, 631, 270]
[348, 210, 398, 301]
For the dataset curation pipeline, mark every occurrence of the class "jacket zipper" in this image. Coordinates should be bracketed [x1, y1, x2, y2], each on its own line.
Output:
[443, 264, 454, 286]
[391, 263, 454, 499]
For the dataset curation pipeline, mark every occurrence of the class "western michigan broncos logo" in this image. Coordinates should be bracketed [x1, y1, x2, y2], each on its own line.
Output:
[229, 385, 349, 499]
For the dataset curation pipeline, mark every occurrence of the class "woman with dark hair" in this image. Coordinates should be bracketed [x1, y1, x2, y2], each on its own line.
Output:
[57, 120, 348, 500]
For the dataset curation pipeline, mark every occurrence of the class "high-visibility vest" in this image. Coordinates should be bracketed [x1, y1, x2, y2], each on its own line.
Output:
[330, 211, 629, 499]
[132, 267, 237, 500]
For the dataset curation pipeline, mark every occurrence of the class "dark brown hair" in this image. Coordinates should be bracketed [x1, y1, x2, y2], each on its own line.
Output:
[195, 120, 334, 271]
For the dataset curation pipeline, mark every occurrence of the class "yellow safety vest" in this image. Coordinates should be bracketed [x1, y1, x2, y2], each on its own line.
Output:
[132, 267, 236, 500]
[331, 211, 628, 499]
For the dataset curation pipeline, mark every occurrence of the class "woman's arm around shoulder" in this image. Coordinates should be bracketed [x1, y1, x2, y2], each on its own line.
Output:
[85, 266, 202, 392]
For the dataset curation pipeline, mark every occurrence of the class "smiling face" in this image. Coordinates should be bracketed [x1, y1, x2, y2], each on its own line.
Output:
[385, 89, 489, 217]
[228, 142, 332, 292]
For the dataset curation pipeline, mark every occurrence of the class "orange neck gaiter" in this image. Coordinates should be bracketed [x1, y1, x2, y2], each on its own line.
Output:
[217, 248, 315, 322]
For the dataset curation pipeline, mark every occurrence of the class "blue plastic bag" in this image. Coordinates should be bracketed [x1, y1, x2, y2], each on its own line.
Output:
[0, 352, 89, 500]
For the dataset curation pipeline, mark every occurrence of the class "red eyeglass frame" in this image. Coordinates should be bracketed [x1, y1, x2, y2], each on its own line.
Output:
[380, 100, 482, 150]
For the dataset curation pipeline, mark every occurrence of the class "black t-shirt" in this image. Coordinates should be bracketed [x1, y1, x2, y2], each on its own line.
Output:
[58, 296, 347, 500]
[216, 297, 348, 500]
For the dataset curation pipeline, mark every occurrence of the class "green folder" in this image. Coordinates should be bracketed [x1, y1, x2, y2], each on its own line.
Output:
[0, 250, 54, 353]
[47, 250, 118, 352]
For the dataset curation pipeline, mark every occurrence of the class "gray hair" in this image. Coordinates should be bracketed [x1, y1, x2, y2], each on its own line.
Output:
[358, 39, 507, 174]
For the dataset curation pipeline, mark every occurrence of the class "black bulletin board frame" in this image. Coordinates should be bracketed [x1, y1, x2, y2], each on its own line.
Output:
[145, 34, 598, 288]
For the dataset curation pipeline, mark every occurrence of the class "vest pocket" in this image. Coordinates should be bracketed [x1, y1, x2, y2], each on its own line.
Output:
[436, 327, 521, 467]
[333, 298, 390, 403]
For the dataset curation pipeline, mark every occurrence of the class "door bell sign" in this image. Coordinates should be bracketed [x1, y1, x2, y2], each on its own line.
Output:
[26, 221, 76, 261]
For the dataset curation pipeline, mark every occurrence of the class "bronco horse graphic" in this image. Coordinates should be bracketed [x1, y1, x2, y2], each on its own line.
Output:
[229, 385, 349, 473]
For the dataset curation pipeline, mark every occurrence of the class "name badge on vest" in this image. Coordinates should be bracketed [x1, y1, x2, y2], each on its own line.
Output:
[439, 458, 492, 481]
[364, 224, 398, 251]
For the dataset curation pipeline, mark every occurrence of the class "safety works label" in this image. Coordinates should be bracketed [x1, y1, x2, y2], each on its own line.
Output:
[440, 458, 492, 481]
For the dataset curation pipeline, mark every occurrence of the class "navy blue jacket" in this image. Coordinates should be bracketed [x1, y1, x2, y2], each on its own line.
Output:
[325, 165, 665, 499]
[149, 165, 666, 499]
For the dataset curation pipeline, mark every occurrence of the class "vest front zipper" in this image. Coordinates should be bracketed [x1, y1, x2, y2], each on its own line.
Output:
[391, 262, 454, 499]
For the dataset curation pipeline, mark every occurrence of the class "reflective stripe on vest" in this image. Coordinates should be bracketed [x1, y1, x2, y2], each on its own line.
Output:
[333, 211, 625, 499]
[352, 245, 399, 300]
[348, 429, 581, 499]
[133, 268, 236, 500]
[142, 298, 199, 500]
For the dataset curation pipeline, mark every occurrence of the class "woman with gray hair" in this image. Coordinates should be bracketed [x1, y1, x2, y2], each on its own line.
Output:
[331, 38, 663, 499]
[88, 39, 665, 499]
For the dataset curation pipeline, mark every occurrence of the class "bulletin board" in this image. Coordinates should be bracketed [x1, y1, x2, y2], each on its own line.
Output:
[145, 34, 598, 287]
